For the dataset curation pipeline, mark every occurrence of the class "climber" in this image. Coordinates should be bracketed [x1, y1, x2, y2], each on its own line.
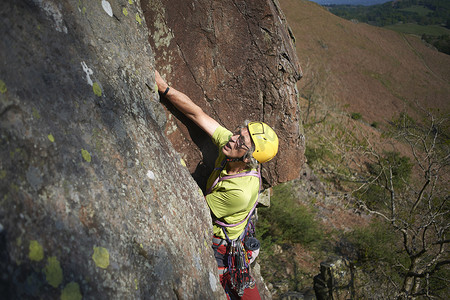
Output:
[155, 70, 278, 299]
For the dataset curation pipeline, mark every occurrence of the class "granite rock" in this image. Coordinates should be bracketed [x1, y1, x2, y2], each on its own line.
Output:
[143, 0, 305, 188]
[0, 0, 223, 298]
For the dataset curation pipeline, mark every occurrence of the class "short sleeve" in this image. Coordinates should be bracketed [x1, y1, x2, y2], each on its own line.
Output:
[211, 126, 232, 150]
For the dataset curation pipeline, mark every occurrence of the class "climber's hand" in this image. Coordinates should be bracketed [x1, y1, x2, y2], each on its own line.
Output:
[155, 70, 168, 93]
[154, 70, 219, 137]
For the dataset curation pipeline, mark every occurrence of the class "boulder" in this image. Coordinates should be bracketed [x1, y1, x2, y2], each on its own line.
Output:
[252, 262, 273, 300]
[0, 0, 223, 298]
[142, 0, 304, 188]
[314, 257, 354, 300]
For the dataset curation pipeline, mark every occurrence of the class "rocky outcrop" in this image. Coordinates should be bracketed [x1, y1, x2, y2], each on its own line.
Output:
[0, 0, 303, 298]
[314, 256, 401, 299]
[0, 0, 223, 298]
[313, 258, 356, 300]
[313, 257, 392, 300]
[142, 0, 304, 188]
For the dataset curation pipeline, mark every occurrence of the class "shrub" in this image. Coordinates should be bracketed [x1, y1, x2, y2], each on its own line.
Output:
[257, 182, 324, 246]
[304, 145, 328, 166]
[367, 151, 413, 188]
[345, 220, 406, 265]
[357, 151, 413, 208]
[351, 112, 363, 120]
[343, 220, 408, 298]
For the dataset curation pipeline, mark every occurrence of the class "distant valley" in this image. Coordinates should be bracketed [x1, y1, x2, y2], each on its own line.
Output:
[311, 0, 390, 5]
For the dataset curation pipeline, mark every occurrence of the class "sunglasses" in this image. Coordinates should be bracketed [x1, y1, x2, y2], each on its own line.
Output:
[233, 127, 250, 151]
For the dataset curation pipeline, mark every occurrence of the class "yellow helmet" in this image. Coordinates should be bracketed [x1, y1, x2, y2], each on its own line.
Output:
[247, 121, 279, 163]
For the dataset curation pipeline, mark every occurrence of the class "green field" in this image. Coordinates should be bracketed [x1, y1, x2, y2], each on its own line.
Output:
[384, 23, 450, 36]
[399, 5, 433, 16]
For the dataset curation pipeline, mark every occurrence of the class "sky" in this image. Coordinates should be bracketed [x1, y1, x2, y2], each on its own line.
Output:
[309, 0, 391, 5]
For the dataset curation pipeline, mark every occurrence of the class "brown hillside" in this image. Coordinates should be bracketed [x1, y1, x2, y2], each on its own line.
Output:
[258, 2, 450, 297]
[280, 0, 450, 124]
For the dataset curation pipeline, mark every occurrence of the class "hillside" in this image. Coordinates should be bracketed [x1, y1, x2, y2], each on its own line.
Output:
[255, 0, 450, 298]
[281, 0, 449, 127]
[327, 0, 450, 55]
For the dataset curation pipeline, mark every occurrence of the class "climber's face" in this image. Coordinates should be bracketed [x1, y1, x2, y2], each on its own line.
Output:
[222, 127, 252, 160]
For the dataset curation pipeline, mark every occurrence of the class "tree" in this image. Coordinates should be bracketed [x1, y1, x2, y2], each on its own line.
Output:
[299, 70, 330, 129]
[354, 111, 449, 299]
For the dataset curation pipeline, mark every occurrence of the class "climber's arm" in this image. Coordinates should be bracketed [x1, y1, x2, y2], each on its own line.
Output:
[155, 71, 220, 137]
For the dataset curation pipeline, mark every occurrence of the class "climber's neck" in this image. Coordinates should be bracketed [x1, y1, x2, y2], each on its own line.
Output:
[225, 161, 247, 175]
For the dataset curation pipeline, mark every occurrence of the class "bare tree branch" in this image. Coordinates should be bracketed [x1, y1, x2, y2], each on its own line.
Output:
[350, 110, 449, 298]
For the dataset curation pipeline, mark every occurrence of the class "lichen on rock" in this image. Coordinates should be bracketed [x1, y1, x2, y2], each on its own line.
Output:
[61, 282, 83, 300]
[1, 0, 222, 298]
[44, 256, 63, 288]
[28, 240, 44, 262]
[92, 246, 110, 269]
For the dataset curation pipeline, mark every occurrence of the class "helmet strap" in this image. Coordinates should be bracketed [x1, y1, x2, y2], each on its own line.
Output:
[225, 156, 245, 163]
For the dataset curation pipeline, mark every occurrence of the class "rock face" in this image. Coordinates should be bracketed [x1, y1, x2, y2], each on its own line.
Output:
[314, 258, 355, 300]
[0, 0, 223, 298]
[142, 0, 304, 188]
[0, 0, 303, 299]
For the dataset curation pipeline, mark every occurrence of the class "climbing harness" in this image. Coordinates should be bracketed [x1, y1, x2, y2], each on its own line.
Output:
[207, 160, 262, 296]
[206, 158, 260, 195]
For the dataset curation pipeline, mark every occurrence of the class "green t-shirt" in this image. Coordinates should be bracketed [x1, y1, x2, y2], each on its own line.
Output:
[205, 126, 260, 240]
